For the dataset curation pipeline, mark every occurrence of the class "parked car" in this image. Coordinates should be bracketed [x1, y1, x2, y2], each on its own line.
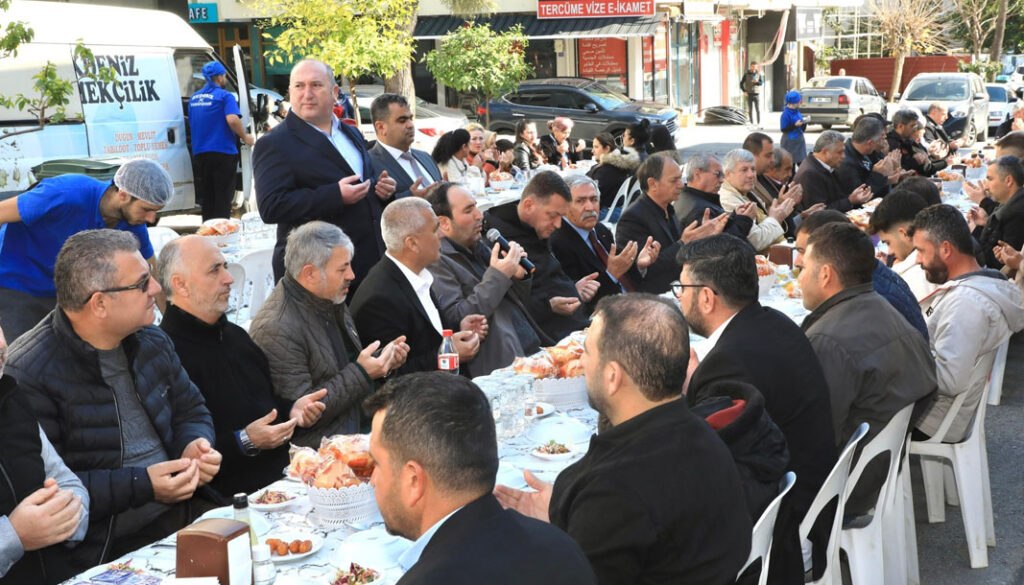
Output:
[892, 72, 989, 145]
[349, 84, 467, 152]
[985, 83, 1017, 135]
[483, 77, 680, 146]
[799, 76, 887, 129]
[1009, 64, 1024, 91]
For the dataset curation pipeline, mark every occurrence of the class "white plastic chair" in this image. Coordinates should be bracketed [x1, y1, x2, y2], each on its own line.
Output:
[224, 262, 246, 321]
[600, 178, 641, 231]
[839, 403, 915, 585]
[236, 248, 275, 318]
[986, 338, 1009, 405]
[909, 340, 1005, 568]
[147, 226, 180, 256]
[738, 471, 797, 585]
[799, 422, 869, 585]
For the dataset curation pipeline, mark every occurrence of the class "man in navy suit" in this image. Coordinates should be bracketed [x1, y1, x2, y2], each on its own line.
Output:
[365, 372, 596, 585]
[253, 59, 397, 289]
[367, 94, 443, 199]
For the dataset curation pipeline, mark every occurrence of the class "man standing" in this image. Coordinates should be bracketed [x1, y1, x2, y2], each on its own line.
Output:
[495, 294, 751, 585]
[350, 198, 481, 375]
[741, 62, 763, 127]
[250, 221, 408, 444]
[678, 235, 837, 584]
[367, 94, 442, 199]
[868, 190, 936, 300]
[253, 58, 397, 286]
[616, 153, 728, 293]
[675, 154, 755, 243]
[0, 159, 172, 341]
[188, 61, 254, 221]
[427, 183, 548, 376]
[8, 230, 221, 565]
[485, 171, 592, 339]
[912, 205, 1024, 441]
[365, 372, 597, 585]
[966, 156, 1024, 269]
[549, 176, 659, 309]
[719, 149, 794, 253]
[158, 236, 327, 496]
[792, 131, 874, 212]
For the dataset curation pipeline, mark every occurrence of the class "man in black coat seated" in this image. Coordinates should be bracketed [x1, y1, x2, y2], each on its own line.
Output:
[967, 155, 1024, 268]
[484, 171, 592, 340]
[887, 108, 950, 178]
[793, 130, 874, 212]
[157, 236, 327, 499]
[365, 372, 596, 585]
[923, 103, 963, 158]
[836, 116, 900, 199]
[496, 294, 751, 585]
[678, 234, 837, 585]
[550, 176, 660, 311]
[676, 153, 755, 242]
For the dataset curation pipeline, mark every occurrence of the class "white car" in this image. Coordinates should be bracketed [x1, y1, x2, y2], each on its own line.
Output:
[985, 83, 1017, 134]
[349, 85, 468, 152]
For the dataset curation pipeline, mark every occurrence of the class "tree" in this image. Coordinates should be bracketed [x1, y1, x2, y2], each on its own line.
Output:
[246, 0, 418, 125]
[424, 22, 532, 127]
[952, 0, 1000, 60]
[0, 0, 116, 142]
[990, 0, 1009, 61]
[869, 0, 949, 101]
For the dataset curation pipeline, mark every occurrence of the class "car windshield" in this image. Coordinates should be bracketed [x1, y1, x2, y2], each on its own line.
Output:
[905, 79, 969, 101]
[808, 78, 853, 89]
[987, 86, 1008, 102]
[580, 81, 629, 109]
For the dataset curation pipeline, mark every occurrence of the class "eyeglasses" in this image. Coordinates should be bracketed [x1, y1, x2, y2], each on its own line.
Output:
[701, 169, 726, 179]
[82, 273, 152, 305]
[670, 281, 719, 296]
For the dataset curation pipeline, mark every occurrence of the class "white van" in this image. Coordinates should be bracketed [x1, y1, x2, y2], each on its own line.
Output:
[0, 1, 257, 213]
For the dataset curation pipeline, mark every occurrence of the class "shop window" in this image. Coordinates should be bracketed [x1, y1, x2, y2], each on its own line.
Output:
[525, 40, 556, 79]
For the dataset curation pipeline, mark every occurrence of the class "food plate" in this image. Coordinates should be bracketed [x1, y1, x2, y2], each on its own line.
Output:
[531, 440, 576, 461]
[264, 533, 324, 563]
[526, 415, 592, 445]
[525, 401, 555, 421]
[249, 488, 300, 512]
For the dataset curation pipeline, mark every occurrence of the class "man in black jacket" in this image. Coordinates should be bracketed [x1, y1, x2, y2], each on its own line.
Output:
[968, 155, 1024, 268]
[836, 116, 900, 198]
[887, 108, 950, 177]
[365, 372, 596, 585]
[157, 235, 327, 499]
[923, 103, 963, 157]
[676, 153, 756, 242]
[8, 229, 220, 566]
[496, 294, 751, 585]
[550, 176, 659, 310]
[793, 130, 873, 212]
[678, 234, 837, 584]
[484, 171, 592, 340]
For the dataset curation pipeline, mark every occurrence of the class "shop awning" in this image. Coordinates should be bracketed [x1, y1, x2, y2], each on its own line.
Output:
[413, 14, 662, 40]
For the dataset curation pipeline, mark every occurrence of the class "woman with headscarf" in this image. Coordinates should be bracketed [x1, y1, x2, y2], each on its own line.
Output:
[780, 90, 807, 167]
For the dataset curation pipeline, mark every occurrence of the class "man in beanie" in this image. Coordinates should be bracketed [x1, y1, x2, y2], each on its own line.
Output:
[0, 158, 173, 341]
[189, 61, 254, 221]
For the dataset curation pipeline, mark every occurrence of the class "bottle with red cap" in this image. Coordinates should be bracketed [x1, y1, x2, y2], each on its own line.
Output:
[438, 329, 459, 374]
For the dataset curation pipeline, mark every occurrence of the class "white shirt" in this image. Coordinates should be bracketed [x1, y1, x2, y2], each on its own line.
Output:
[304, 114, 365, 177]
[891, 250, 938, 302]
[693, 313, 737, 361]
[387, 252, 444, 335]
[379, 141, 435, 187]
[397, 506, 463, 572]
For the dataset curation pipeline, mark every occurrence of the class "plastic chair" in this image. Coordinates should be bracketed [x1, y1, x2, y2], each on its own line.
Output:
[839, 403, 915, 585]
[225, 262, 246, 321]
[799, 422, 869, 585]
[986, 338, 1010, 405]
[147, 226, 180, 256]
[738, 471, 797, 585]
[600, 178, 641, 231]
[909, 342, 1004, 568]
[236, 248, 275, 318]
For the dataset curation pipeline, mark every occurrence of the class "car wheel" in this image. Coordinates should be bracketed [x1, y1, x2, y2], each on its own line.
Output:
[964, 120, 977, 147]
[821, 124, 832, 130]
[978, 121, 988, 143]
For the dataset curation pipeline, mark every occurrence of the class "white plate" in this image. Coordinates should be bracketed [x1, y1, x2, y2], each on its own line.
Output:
[531, 443, 576, 461]
[526, 415, 593, 445]
[197, 506, 271, 536]
[249, 488, 301, 512]
[525, 401, 555, 421]
[264, 532, 324, 563]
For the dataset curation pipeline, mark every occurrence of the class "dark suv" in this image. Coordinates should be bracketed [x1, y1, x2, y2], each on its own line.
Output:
[483, 78, 679, 144]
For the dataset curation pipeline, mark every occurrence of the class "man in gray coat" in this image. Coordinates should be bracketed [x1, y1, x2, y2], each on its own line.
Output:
[797, 222, 936, 513]
[250, 221, 409, 445]
[426, 182, 550, 376]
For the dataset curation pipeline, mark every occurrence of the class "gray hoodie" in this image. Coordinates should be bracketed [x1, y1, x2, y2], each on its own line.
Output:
[917, 270, 1024, 441]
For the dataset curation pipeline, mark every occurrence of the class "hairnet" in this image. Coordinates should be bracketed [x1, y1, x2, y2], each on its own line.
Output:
[785, 91, 802, 105]
[113, 159, 174, 207]
[201, 61, 227, 83]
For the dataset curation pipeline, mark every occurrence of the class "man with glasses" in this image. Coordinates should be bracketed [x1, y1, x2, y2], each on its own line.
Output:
[0, 159, 172, 342]
[675, 154, 755, 244]
[7, 229, 221, 568]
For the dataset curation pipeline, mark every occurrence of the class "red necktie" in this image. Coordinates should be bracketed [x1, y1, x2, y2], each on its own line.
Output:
[588, 230, 635, 292]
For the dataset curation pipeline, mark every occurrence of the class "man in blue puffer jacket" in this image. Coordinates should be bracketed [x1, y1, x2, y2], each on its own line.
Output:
[8, 229, 219, 571]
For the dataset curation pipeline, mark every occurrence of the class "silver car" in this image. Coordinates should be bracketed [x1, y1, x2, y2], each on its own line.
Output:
[799, 76, 887, 129]
[892, 73, 989, 145]
[985, 83, 1017, 134]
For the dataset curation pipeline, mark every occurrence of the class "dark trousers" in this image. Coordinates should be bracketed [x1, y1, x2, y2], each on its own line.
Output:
[0, 287, 55, 343]
[747, 93, 761, 124]
[193, 151, 238, 221]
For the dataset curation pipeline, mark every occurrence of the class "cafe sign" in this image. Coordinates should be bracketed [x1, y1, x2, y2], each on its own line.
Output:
[538, 0, 656, 19]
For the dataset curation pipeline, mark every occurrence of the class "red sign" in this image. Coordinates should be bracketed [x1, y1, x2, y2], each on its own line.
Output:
[538, 0, 655, 18]
[578, 38, 628, 78]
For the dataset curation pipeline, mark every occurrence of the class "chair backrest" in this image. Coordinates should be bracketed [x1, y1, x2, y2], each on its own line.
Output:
[986, 337, 1010, 406]
[843, 403, 914, 515]
[924, 338, 1006, 444]
[606, 177, 640, 215]
[799, 422, 869, 581]
[225, 262, 246, 317]
[147, 226, 180, 256]
[738, 471, 797, 585]
[237, 248, 274, 316]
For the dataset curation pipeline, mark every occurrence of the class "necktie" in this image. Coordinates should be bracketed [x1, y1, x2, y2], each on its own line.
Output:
[400, 151, 432, 187]
[588, 230, 635, 292]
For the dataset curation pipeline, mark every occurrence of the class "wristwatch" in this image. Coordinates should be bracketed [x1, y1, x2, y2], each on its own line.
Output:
[239, 429, 259, 457]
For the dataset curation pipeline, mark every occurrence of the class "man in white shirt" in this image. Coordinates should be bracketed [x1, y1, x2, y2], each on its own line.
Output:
[350, 197, 483, 374]
[367, 94, 443, 200]
[868, 189, 937, 301]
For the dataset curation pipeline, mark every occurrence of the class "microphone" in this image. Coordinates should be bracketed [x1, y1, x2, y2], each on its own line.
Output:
[486, 228, 536, 274]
